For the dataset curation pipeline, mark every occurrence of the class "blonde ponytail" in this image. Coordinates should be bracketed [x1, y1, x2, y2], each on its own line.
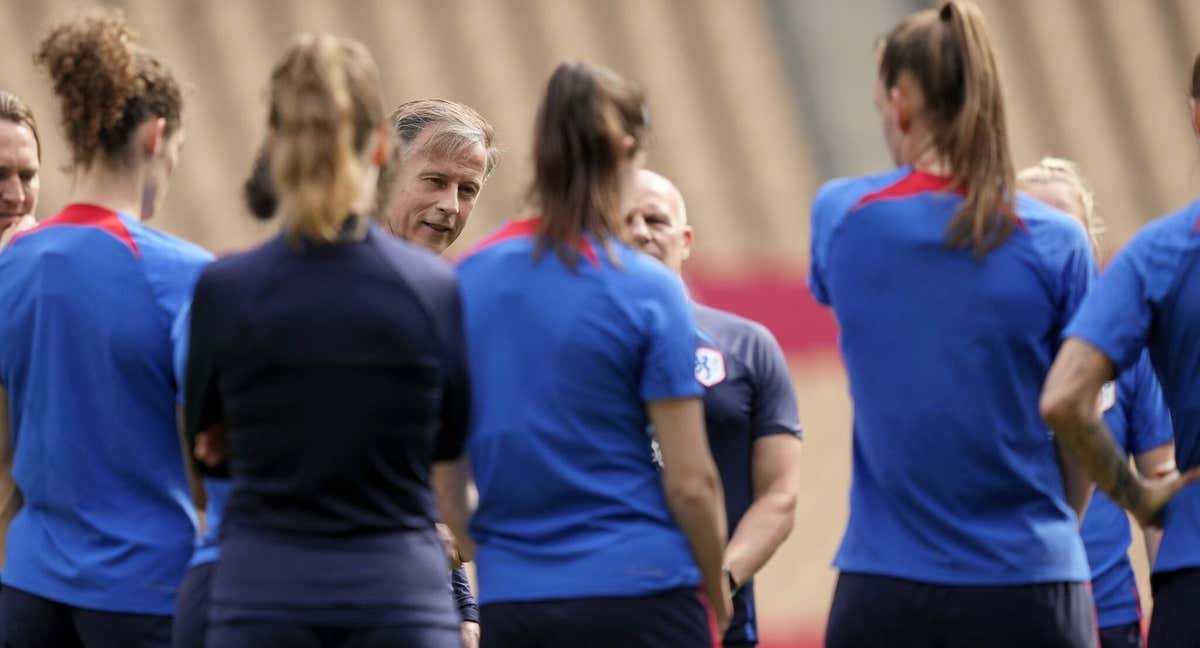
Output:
[268, 34, 383, 243]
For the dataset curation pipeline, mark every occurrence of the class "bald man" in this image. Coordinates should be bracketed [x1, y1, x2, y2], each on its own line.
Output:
[625, 170, 804, 648]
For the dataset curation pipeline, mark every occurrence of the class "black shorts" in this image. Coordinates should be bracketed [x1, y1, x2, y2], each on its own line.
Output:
[479, 587, 711, 648]
[172, 562, 215, 648]
[1098, 620, 1143, 648]
[825, 572, 1096, 648]
[205, 620, 460, 647]
[0, 584, 172, 648]
[1148, 567, 1200, 648]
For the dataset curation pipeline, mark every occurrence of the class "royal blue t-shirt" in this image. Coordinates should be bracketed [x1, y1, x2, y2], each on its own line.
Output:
[694, 304, 802, 645]
[1082, 352, 1172, 628]
[1065, 199, 1200, 576]
[0, 203, 212, 614]
[459, 219, 704, 604]
[809, 168, 1094, 585]
[185, 223, 467, 628]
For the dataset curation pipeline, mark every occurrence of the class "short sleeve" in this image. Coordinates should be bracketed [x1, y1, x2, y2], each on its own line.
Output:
[434, 279, 470, 462]
[1065, 233, 1156, 373]
[808, 180, 844, 306]
[183, 270, 228, 477]
[170, 301, 192, 405]
[1126, 351, 1174, 455]
[640, 271, 704, 402]
[749, 324, 803, 441]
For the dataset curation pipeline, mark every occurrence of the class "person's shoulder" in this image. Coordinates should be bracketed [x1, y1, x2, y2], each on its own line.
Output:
[198, 236, 281, 289]
[123, 217, 214, 268]
[1013, 192, 1092, 262]
[1127, 199, 1200, 253]
[610, 241, 684, 295]
[694, 303, 780, 354]
[814, 167, 913, 216]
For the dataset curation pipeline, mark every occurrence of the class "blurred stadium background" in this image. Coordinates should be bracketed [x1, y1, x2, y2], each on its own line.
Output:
[4, 0, 1200, 645]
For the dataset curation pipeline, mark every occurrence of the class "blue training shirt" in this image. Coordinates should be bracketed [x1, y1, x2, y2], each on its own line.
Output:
[1065, 199, 1200, 576]
[694, 304, 802, 645]
[459, 218, 704, 604]
[1083, 352, 1172, 629]
[0, 203, 212, 614]
[809, 168, 1094, 585]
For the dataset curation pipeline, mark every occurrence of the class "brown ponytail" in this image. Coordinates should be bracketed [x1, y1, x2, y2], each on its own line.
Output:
[527, 60, 648, 269]
[268, 34, 383, 243]
[881, 0, 1015, 257]
[34, 7, 182, 170]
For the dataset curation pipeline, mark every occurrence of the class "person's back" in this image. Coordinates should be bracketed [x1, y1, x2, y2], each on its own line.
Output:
[185, 34, 466, 648]
[0, 205, 209, 612]
[188, 225, 463, 625]
[460, 220, 700, 601]
[812, 169, 1092, 582]
[0, 13, 208, 647]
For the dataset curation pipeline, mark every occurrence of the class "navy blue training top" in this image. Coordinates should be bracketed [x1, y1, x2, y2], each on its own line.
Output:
[810, 167, 1094, 585]
[694, 304, 802, 645]
[1066, 199, 1200, 576]
[184, 221, 468, 628]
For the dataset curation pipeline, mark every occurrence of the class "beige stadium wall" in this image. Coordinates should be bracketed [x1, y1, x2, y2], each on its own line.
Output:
[2, 0, 1199, 645]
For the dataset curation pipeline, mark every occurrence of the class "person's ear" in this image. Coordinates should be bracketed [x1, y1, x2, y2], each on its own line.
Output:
[139, 118, 167, 157]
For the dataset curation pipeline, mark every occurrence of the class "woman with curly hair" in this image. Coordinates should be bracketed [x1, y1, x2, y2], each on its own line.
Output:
[0, 9, 211, 647]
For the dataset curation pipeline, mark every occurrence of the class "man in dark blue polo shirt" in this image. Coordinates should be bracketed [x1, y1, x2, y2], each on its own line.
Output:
[625, 170, 804, 647]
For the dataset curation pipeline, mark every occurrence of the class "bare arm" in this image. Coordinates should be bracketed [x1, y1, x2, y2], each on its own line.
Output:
[1042, 339, 1200, 526]
[0, 385, 21, 569]
[723, 435, 802, 589]
[650, 397, 731, 631]
[1133, 442, 1177, 565]
[433, 457, 474, 562]
[1055, 437, 1095, 523]
[176, 404, 207, 520]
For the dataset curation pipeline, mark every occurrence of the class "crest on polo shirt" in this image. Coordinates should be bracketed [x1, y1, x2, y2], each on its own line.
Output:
[1098, 381, 1117, 413]
[694, 346, 727, 387]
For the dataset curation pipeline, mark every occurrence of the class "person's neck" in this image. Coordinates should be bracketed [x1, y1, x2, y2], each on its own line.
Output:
[903, 130, 952, 177]
[69, 163, 145, 220]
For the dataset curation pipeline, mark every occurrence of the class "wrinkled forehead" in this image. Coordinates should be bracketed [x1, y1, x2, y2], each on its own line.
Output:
[404, 126, 488, 173]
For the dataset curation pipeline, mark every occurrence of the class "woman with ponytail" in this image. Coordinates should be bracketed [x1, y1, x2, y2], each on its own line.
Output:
[182, 34, 465, 647]
[0, 10, 211, 647]
[446, 60, 729, 647]
[810, 2, 1097, 645]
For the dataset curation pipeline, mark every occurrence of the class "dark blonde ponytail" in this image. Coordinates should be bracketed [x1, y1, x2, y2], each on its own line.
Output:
[268, 34, 383, 243]
[881, 0, 1015, 257]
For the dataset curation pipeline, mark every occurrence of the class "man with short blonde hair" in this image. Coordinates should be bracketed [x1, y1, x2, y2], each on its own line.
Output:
[376, 99, 499, 253]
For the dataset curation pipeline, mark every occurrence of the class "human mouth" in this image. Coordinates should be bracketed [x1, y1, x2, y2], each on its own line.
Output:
[422, 221, 452, 234]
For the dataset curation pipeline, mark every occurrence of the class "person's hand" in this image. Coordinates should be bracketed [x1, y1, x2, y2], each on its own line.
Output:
[437, 523, 464, 570]
[1132, 467, 1200, 529]
[705, 574, 732, 636]
[460, 621, 480, 648]
[194, 425, 227, 467]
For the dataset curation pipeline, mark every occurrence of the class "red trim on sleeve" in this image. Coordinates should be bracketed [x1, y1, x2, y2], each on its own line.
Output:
[458, 217, 600, 266]
[12, 203, 140, 257]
